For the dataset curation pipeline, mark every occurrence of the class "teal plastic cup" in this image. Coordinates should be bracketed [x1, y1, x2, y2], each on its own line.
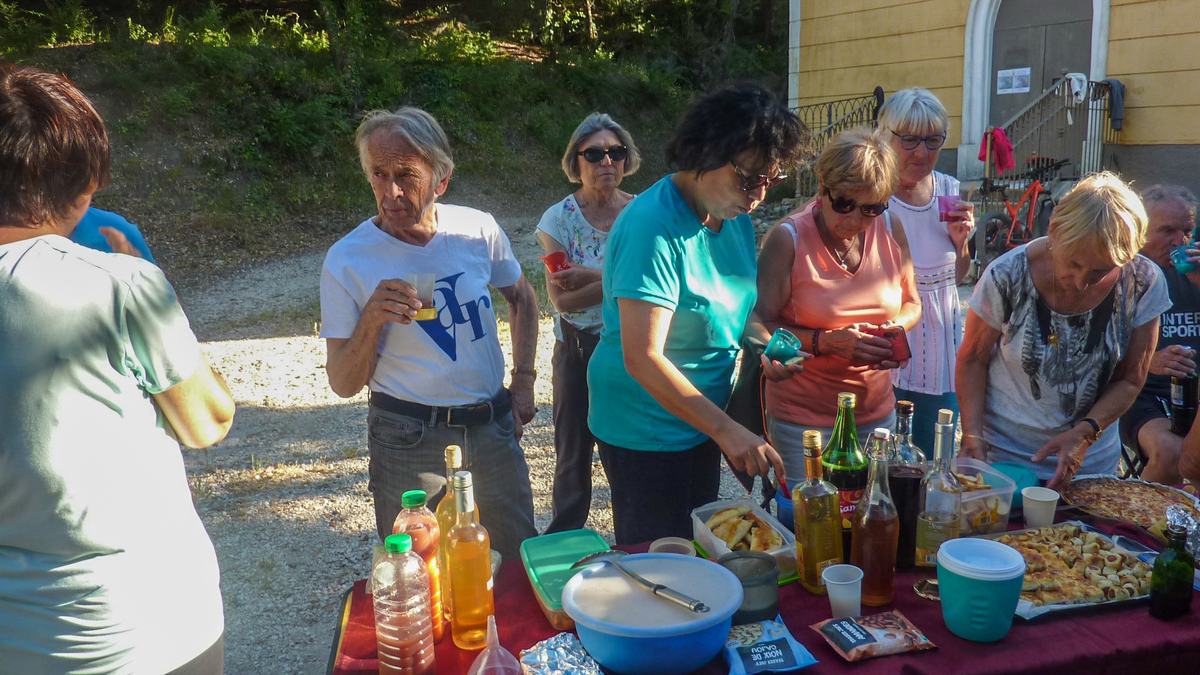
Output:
[936, 538, 1026, 642]
[764, 328, 803, 363]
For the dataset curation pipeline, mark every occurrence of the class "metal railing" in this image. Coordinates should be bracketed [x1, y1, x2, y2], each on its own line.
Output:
[793, 86, 885, 199]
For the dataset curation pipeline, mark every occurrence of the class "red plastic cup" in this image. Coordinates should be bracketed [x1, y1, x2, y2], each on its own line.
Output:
[937, 195, 962, 222]
[541, 251, 570, 273]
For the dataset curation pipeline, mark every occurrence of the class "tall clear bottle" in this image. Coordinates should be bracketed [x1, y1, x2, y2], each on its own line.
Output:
[822, 392, 868, 562]
[889, 400, 926, 570]
[447, 470, 495, 650]
[914, 409, 962, 567]
[372, 533, 436, 675]
[850, 429, 899, 606]
[793, 430, 844, 595]
[435, 445, 462, 623]
[392, 490, 445, 642]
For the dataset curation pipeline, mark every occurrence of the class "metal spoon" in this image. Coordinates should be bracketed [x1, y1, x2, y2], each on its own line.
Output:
[571, 550, 710, 613]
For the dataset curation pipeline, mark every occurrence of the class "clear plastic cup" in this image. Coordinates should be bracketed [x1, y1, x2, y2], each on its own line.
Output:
[408, 273, 437, 321]
[937, 195, 961, 222]
[1021, 486, 1060, 528]
[821, 564, 863, 619]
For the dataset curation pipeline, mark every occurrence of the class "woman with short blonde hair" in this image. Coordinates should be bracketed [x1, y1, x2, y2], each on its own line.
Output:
[958, 172, 1169, 488]
[757, 127, 921, 480]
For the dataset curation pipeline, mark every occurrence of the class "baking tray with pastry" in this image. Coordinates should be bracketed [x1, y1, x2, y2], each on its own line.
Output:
[691, 498, 798, 584]
[1060, 474, 1200, 542]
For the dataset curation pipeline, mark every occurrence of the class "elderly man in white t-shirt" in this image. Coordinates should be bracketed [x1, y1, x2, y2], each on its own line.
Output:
[320, 107, 539, 559]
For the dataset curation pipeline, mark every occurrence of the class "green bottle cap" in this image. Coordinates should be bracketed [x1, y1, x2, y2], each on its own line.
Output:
[384, 533, 413, 554]
[401, 490, 427, 509]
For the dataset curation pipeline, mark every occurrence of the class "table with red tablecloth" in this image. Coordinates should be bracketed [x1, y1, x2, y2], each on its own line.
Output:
[328, 507, 1200, 674]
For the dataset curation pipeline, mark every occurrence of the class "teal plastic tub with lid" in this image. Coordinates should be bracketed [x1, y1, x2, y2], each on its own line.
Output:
[936, 537, 1026, 642]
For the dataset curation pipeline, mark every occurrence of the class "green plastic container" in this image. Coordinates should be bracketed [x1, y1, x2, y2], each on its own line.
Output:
[519, 529, 610, 630]
[936, 538, 1026, 642]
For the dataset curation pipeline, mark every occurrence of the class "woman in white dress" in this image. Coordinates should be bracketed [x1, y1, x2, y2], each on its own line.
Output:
[877, 88, 975, 450]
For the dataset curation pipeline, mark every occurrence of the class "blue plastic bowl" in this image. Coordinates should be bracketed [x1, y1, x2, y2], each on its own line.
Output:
[936, 538, 1026, 642]
[562, 553, 742, 674]
[774, 490, 796, 532]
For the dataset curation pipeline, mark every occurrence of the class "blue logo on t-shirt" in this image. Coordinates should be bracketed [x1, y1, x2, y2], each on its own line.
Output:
[417, 272, 492, 360]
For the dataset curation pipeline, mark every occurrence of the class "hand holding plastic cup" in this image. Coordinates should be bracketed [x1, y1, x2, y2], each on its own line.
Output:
[764, 328, 805, 365]
[541, 251, 570, 273]
[407, 272, 437, 321]
[1021, 486, 1060, 528]
[937, 195, 964, 222]
[1170, 244, 1200, 275]
[821, 564, 863, 619]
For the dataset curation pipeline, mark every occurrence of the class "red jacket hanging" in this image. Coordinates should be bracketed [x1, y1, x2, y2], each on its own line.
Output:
[978, 128, 1015, 174]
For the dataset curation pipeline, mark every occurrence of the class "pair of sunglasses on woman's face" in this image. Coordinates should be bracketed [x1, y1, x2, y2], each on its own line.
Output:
[578, 145, 629, 163]
[732, 163, 788, 193]
[825, 189, 889, 217]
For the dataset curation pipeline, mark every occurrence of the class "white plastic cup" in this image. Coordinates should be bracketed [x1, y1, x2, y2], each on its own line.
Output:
[1021, 486, 1060, 528]
[648, 536, 697, 556]
[821, 564, 863, 619]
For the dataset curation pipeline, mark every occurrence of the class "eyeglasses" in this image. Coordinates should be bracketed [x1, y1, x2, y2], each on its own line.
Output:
[732, 163, 788, 192]
[890, 130, 947, 151]
[825, 189, 889, 217]
[578, 146, 629, 163]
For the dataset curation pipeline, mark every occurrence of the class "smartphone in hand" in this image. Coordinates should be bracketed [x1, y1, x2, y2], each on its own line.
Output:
[865, 325, 911, 362]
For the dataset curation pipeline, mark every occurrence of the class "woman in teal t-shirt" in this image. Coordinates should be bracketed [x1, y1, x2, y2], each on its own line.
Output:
[587, 83, 810, 544]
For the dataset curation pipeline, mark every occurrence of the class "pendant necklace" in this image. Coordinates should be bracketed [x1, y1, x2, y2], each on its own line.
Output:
[818, 209, 855, 269]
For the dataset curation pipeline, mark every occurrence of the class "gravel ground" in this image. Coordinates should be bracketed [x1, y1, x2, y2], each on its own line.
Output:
[177, 215, 764, 674]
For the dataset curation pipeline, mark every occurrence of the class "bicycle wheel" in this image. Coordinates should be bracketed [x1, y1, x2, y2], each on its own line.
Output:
[976, 210, 1011, 271]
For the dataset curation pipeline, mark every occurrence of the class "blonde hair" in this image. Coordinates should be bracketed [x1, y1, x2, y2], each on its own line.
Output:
[877, 87, 949, 137]
[1050, 172, 1147, 266]
[815, 127, 898, 203]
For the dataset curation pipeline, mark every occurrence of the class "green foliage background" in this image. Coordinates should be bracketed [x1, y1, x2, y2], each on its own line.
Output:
[0, 1, 788, 277]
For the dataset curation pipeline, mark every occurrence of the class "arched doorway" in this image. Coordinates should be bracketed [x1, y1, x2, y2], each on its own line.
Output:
[958, 0, 1111, 179]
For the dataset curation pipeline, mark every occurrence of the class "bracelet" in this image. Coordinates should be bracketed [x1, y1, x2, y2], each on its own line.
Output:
[811, 329, 821, 356]
[510, 367, 537, 381]
[1079, 417, 1102, 441]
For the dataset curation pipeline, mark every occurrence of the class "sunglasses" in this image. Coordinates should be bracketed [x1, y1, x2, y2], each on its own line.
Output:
[825, 189, 889, 217]
[890, 130, 947, 151]
[732, 163, 788, 192]
[578, 146, 629, 163]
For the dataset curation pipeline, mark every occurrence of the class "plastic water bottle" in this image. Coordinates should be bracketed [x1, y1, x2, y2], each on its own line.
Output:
[373, 533, 436, 675]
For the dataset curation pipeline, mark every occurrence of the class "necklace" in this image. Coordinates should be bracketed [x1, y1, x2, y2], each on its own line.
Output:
[817, 207, 858, 269]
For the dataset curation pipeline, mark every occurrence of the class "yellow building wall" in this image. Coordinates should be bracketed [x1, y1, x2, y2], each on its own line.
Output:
[1107, 0, 1200, 144]
[797, 0, 971, 148]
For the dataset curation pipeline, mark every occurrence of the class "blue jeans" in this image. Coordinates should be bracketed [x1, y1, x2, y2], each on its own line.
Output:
[367, 399, 536, 562]
[892, 387, 959, 455]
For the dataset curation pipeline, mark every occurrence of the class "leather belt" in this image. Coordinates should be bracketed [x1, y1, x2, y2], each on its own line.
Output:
[369, 389, 511, 427]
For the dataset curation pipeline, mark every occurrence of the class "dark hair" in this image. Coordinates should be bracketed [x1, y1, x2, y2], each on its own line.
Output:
[0, 64, 110, 227]
[666, 82, 810, 174]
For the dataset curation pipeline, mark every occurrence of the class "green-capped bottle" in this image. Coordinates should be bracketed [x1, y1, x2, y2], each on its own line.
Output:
[822, 392, 867, 562]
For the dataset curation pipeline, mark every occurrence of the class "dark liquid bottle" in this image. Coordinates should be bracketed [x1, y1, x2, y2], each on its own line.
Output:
[822, 392, 868, 563]
[1170, 373, 1198, 435]
[851, 428, 900, 606]
[888, 400, 926, 570]
[1150, 524, 1195, 620]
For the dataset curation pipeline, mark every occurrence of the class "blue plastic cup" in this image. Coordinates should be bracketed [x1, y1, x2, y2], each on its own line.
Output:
[1171, 244, 1198, 275]
[936, 538, 1026, 642]
[764, 328, 803, 363]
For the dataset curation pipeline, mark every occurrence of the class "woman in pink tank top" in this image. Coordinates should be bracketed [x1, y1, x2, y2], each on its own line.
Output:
[756, 128, 921, 480]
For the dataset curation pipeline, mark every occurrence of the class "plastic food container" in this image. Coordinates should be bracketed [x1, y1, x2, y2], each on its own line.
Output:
[519, 528, 610, 630]
[936, 538, 1026, 642]
[691, 499, 797, 577]
[562, 553, 742, 675]
[955, 458, 1017, 534]
[992, 461, 1038, 510]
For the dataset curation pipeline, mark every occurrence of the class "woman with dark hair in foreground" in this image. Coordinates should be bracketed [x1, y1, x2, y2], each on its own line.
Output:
[587, 82, 809, 544]
[0, 64, 235, 673]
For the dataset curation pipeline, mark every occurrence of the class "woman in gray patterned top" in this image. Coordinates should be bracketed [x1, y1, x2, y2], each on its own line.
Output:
[957, 173, 1170, 489]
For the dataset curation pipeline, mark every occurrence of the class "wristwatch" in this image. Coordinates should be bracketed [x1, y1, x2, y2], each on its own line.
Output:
[1078, 417, 1103, 442]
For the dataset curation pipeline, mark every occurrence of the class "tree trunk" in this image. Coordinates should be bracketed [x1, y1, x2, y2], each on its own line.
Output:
[584, 0, 597, 42]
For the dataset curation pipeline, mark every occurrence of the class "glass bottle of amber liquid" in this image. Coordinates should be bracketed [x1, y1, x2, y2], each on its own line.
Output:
[793, 430, 843, 595]
[446, 470, 494, 650]
[822, 392, 868, 562]
[851, 428, 900, 606]
[914, 409, 962, 568]
[435, 445, 462, 623]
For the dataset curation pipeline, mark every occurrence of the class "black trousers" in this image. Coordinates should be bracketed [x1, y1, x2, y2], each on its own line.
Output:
[597, 438, 721, 545]
[546, 321, 601, 533]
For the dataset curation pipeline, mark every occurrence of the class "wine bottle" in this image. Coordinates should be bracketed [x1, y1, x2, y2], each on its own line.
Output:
[793, 430, 843, 595]
[821, 392, 868, 562]
[889, 400, 926, 570]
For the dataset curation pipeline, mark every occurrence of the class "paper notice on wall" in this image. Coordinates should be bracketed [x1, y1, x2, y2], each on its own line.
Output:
[997, 67, 1031, 95]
